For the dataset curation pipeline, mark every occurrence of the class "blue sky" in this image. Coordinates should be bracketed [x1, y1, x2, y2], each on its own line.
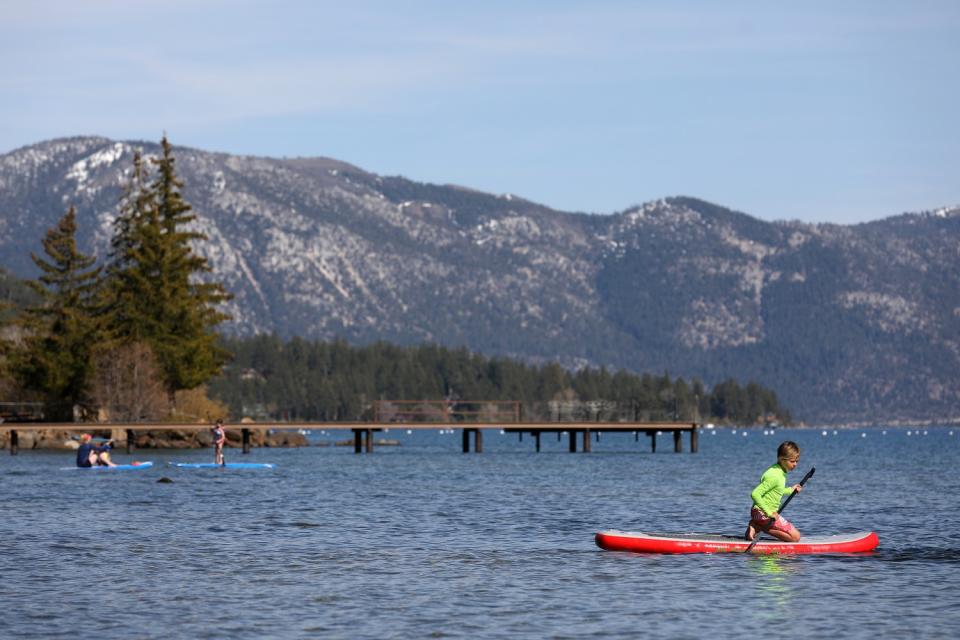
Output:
[2, 1, 957, 224]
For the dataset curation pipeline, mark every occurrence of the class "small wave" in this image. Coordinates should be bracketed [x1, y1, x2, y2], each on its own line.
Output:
[874, 546, 960, 563]
[46, 543, 86, 553]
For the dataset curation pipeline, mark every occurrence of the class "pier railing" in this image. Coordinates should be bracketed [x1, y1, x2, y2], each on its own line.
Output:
[0, 402, 45, 423]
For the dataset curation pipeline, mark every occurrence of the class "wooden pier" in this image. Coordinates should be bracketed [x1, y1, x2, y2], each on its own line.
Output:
[0, 421, 698, 455]
[502, 422, 698, 454]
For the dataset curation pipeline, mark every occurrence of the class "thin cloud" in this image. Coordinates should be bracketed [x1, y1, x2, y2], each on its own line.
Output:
[1, 1, 957, 223]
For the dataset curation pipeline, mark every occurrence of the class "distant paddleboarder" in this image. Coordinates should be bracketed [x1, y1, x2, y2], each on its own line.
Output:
[745, 441, 803, 542]
[76, 433, 116, 468]
[211, 420, 226, 465]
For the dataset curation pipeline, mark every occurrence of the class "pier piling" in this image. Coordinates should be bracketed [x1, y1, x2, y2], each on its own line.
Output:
[461, 429, 484, 453]
[0, 420, 697, 457]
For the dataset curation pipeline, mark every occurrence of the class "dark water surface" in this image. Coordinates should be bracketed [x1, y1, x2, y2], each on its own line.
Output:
[2, 427, 958, 638]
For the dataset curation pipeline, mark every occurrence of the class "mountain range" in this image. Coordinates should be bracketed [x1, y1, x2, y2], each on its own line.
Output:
[1, 136, 958, 425]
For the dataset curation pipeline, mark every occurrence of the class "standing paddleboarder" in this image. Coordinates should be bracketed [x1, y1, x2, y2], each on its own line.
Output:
[211, 420, 226, 465]
[745, 441, 804, 542]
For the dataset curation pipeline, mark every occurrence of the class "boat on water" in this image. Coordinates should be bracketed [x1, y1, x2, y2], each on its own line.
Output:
[595, 529, 879, 554]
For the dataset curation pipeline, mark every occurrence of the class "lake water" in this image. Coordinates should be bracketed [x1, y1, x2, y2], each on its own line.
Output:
[2, 426, 958, 639]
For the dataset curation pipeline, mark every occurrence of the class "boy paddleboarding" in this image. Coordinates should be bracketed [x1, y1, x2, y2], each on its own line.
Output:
[745, 441, 804, 542]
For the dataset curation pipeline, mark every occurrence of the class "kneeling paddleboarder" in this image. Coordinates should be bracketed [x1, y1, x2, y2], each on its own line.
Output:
[745, 441, 804, 543]
[76, 433, 116, 468]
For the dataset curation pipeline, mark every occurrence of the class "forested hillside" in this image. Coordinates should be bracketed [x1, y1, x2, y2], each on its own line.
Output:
[208, 336, 790, 425]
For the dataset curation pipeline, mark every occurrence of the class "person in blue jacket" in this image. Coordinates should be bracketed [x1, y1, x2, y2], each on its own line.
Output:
[76, 433, 116, 467]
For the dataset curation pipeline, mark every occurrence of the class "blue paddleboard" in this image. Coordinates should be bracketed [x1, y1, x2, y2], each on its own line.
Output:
[63, 461, 154, 471]
[169, 462, 276, 469]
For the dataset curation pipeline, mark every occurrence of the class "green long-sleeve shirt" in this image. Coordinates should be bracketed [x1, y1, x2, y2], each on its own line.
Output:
[751, 463, 795, 516]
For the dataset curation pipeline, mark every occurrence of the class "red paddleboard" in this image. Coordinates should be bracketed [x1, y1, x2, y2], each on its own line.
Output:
[595, 530, 879, 554]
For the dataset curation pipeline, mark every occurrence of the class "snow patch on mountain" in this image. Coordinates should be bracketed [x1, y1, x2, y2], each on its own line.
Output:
[66, 143, 127, 191]
[838, 291, 929, 333]
[679, 298, 762, 349]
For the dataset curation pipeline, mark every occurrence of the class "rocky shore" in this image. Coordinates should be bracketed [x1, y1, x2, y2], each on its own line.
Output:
[0, 427, 309, 450]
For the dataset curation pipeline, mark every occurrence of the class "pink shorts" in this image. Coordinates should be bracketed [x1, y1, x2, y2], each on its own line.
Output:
[750, 506, 795, 534]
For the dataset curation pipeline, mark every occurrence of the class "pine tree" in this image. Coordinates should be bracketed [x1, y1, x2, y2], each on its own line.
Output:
[104, 136, 232, 405]
[112, 151, 152, 265]
[13, 208, 103, 420]
[102, 150, 152, 344]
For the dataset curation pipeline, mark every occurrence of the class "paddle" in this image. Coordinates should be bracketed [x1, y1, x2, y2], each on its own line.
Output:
[745, 466, 815, 553]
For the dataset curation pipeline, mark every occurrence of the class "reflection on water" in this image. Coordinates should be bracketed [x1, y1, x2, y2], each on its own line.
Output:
[749, 554, 800, 621]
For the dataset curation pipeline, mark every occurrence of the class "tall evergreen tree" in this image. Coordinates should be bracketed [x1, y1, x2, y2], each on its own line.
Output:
[111, 151, 152, 265]
[102, 150, 152, 344]
[12, 208, 103, 420]
[105, 137, 232, 405]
